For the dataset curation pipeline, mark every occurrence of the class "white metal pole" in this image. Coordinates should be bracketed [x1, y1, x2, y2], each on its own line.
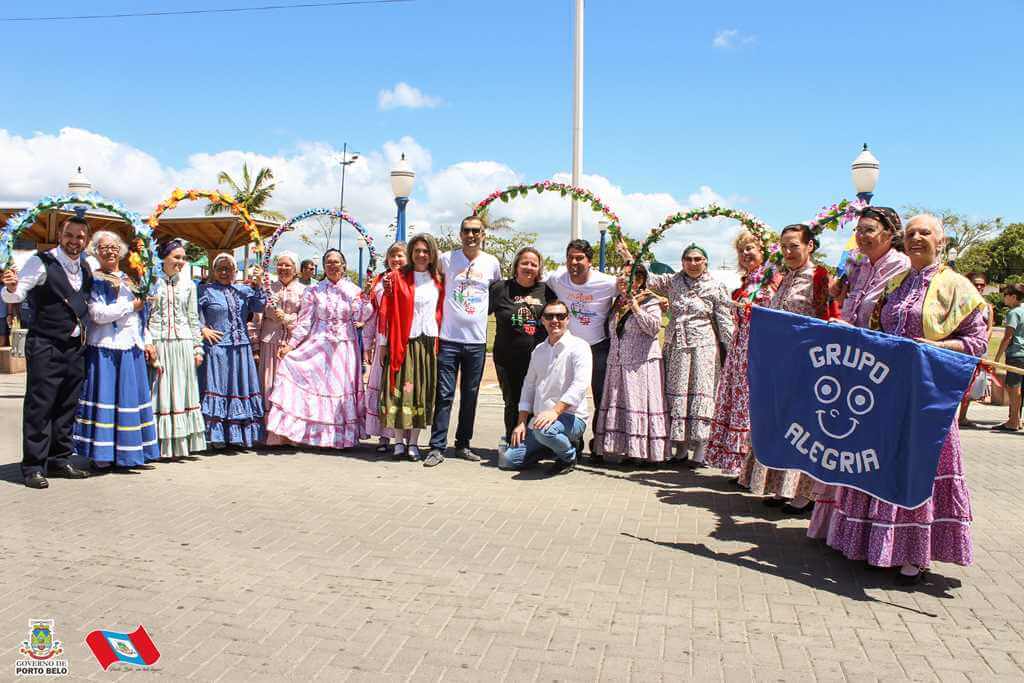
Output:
[570, 0, 584, 241]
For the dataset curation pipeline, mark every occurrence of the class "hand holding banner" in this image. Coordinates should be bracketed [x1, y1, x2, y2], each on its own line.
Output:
[747, 307, 979, 509]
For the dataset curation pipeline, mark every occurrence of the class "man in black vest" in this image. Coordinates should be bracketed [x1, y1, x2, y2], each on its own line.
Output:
[2, 216, 94, 488]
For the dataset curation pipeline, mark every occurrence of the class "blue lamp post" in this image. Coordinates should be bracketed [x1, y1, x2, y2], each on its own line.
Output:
[390, 154, 415, 243]
[851, 143, 880, 205]
[598, 220, 608, 272]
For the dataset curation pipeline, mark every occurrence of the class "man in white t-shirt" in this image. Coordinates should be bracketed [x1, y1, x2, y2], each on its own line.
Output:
[546, 239, 619, 453]
[424, 216, 503, 467]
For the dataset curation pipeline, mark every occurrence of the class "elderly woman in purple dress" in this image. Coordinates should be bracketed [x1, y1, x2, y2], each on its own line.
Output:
[594, 265, 669, 464]
[266, 249, 373, 449]
[823, 214, 987, 586]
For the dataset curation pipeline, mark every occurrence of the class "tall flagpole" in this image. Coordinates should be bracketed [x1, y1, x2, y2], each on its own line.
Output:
[570, 0, 584, 240]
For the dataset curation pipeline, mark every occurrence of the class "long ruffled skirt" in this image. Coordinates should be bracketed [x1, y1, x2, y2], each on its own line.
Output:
[151, 339, 206, 457]
[705, 317, 752, 473]
[74, 346, 160, 466]
[364, 341, 393, 438]
[664, 343, 720, 447]
[266, 335, 365, 448]
[594, 358, 670, 462]
[199, 343, 264, 447]
[810, 420, 973, 568]
[380, 336, 436, 431]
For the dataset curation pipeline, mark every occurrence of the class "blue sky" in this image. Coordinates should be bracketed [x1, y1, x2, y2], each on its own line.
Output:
[1, 0, 1021, 266]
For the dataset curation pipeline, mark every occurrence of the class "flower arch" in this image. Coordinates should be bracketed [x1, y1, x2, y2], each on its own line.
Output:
[1, 192, 157, 295]
[260, 208, 379, 313]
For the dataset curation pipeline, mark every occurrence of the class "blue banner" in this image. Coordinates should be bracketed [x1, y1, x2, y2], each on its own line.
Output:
[747, 307, 979, 509]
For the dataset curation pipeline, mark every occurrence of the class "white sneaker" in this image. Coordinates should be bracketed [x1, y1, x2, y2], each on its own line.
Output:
[407, 445, 421, 461]
[393, 443, 406, 458]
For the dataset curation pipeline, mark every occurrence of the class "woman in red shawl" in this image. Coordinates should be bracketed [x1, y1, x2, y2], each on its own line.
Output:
[376, 233, 445, 461]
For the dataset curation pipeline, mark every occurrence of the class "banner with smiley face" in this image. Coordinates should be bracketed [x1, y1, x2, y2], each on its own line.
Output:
[747, 307, 979, 509]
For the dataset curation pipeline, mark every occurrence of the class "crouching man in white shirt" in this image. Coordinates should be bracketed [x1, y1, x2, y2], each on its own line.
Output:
[501, 300, 592, 475]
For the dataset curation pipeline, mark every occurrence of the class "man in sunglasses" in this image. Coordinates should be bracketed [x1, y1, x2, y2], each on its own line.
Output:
[500, 300, 591, 475]
[425, 215, 503, 467]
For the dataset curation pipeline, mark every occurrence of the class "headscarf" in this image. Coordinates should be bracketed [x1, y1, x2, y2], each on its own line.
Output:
[157, 239, 185, 259]
[683, 243, 708, 261]
[860, 206, 902, 234]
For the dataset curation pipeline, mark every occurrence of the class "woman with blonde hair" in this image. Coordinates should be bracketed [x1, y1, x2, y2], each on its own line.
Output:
[705, 229, 783, 476]
[376, 233, 445, 460]
[363, 241, 408, 453]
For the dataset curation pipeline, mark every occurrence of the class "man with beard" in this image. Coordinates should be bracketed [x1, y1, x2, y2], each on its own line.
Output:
[546, 239, 619, 457]
[2, 216, 94, 488]
[424, 216, 503, 467]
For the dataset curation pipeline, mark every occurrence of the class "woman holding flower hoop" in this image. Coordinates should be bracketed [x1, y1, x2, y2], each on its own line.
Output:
[363, 241, 408, 452]
[257, 251, 306, 446]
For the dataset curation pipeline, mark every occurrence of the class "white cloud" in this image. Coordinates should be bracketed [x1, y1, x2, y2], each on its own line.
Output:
[712, 29, 756, 49]
[377, 82, 443, 111]
[0, 126, 763, 273]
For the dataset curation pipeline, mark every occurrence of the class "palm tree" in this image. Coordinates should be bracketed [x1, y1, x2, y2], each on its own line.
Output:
[206, 162, 286, 222]
[470, 202, 514, 231]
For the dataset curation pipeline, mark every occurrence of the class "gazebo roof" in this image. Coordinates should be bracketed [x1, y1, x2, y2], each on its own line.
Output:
[0, 205, 279, 250]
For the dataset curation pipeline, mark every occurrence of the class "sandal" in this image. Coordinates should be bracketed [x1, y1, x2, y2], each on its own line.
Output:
[375, 438, 390, 453]
[993, 423, 1021, 432]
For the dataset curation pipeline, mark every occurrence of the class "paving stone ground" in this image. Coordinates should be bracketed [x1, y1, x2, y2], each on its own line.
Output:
[0, 370, 1021, 682]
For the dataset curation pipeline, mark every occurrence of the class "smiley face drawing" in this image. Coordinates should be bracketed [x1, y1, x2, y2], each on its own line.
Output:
[813, 375, 875, 440]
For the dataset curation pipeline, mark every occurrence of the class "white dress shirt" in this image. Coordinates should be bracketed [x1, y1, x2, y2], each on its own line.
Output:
[2, 247, 85, 336]
[518, 330, 593, 422]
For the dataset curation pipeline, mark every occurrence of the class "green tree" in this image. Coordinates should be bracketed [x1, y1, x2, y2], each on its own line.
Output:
[901, 205, 1003, 262]
[971, 222, 1024, 283]
[471, 203, 514, 231]
[206, 163, 286, 222]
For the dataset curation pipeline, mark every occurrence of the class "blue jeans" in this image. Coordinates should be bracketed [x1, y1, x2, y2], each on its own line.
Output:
[429, 340, 487, 450]
[501, 414, 586, 469]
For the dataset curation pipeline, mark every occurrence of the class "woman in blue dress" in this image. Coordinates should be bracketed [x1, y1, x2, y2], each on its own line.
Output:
[74, 230, 160, 468]
[198, 253, 266, 448]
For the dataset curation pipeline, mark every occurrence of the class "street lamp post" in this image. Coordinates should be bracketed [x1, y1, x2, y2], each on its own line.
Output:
[356, 235, 367, 288]
[851, 143, 880, 205]
[337, 143, 359, 251]
[390, 154, 415, 243]
[597, 220, 608, 272]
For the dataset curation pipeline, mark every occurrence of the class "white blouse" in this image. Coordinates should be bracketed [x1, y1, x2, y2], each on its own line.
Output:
[87, 272, 151, 350]
[410, 270, 440, 338]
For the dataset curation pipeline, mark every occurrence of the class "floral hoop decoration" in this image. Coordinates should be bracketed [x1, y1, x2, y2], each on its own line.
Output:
[807, 197, 868, 235]
[473, 180, 626, 244]
[260, 208, 379, 313]
[628, 204, 778, 291]
[148, 188, 264, 261]
[0, 192, 157, 295]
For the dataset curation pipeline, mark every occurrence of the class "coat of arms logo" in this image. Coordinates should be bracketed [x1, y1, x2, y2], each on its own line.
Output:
[15, 619, 69, 677]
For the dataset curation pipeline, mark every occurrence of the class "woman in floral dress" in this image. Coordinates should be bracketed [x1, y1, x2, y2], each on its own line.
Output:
[739, 225, 835, 513]
[594, 264, 669, 464]
[646, 244, 734, 465]
[704, 230, 782, 477]
[363, 242, 407, 453]
[823, 214, 985, 585]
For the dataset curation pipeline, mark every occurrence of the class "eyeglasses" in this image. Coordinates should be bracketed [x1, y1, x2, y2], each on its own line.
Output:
[542, 312, 568, 321]
[461, 228, 482, 235]
[96, 245, 121, 254]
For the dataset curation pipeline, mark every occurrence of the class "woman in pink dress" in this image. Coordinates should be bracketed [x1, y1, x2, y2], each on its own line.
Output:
[823, 214, 986, 585]
[362, 242, 407, 453]
[265, 249, 372, 449]
[594, 264, 669, 464]
[257, 252, 306, 446]
[705, 230, 781, 477]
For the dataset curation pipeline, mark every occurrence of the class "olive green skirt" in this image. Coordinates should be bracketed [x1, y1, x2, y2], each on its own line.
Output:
[379, 335, 437, 430]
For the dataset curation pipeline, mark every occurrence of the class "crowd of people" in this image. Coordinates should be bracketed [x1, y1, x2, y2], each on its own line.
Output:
[2, 207, 1015, 587]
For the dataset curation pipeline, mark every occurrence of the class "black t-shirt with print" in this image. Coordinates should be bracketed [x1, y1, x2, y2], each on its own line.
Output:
[489, 279, 557, 365]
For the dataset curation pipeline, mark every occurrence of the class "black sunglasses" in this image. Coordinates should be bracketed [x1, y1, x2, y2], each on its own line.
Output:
[461, 227, 483, 235]
[542, 312, 568, 321]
